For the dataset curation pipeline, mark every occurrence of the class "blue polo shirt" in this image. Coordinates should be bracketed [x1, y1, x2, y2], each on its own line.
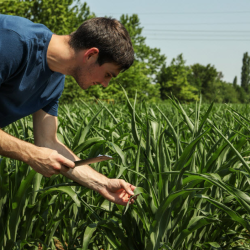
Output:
[0, 14, 65, 128]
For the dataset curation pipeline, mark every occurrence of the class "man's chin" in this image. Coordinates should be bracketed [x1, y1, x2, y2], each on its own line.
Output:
[77, 82, 89, 90]
[73, 76, 89, 90]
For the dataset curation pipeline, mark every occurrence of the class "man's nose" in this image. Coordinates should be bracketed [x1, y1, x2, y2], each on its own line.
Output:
[101, 80, 109, 88]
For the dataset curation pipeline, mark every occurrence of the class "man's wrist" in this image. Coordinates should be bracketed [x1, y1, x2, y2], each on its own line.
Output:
[62, 165, 109, 192]
[24, 145, 43, 166]
[93, 176, 109, 193]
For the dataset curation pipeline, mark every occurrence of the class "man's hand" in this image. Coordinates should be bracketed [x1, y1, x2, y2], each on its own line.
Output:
[98, 179, 137, 206]
[27, 147, 75, 177]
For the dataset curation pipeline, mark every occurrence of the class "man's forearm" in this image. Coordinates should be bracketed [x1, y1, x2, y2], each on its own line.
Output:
[47, 139, 109, 192]
[0, 128, 75, 176]
[0, 126, 108, 190]
[0, 128, 40, 164]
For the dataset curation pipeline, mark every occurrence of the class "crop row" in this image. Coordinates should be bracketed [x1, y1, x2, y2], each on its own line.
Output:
[1, 91, 250, 249]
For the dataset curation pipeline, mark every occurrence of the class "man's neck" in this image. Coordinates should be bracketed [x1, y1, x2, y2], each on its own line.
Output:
[47, 35, 75, 74]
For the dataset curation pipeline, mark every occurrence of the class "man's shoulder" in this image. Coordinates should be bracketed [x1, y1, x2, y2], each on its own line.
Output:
[0, 14, 52, 41]
[0, 15, 55, 86]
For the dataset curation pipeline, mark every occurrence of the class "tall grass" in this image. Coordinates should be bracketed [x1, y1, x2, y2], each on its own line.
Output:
[1, 94, 250, 249]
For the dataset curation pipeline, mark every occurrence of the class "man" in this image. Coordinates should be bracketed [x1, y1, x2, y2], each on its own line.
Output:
[0, 14, 136, 206]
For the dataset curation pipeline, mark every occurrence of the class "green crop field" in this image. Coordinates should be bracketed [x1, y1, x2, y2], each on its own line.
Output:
[1, 92, 250, 249]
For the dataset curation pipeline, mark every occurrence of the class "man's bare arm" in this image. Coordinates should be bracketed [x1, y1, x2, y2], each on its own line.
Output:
[0, 128, 75, 177]
[33, 109, 136, 205]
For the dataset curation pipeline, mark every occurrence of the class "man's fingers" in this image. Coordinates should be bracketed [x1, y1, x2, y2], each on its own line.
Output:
[57, 156, 75, 169]
[53, 159, 73, 173]
[121, 180, 135, 196]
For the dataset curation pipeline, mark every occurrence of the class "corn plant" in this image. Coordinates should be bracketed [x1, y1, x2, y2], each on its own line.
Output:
[1, 93, 250, 249]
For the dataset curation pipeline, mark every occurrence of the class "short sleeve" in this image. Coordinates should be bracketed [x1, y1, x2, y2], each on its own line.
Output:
[41, 73, 65, 116]
[0, 29, 27, 86]
[42, 98, 59, 116]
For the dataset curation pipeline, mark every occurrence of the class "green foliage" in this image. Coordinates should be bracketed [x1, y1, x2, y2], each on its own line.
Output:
[241, 52, 250, 93]
[233, 76, 237, 88]
[0, 0, 94, 34]
[236, 85, 249, 103]
[120, 14, 166, 78]
[188, 63, 223, 102]
[187, 63, 249, 103]
[104, 61, 161, 102]
[217, 81, 240, 103]
[157, 54, 199, 102]
[2, 98, 250, 249]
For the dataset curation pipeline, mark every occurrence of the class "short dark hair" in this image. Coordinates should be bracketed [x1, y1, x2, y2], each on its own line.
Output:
[69, 17, 134, 71]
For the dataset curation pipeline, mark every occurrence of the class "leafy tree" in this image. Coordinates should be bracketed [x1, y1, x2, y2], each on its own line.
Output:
[188, 63, 247, 103]
[188, 63, 223, 102]
[233, 76, 237, 88]
[217, 81, 241, 103]
[188, 63, 249, 103]
[231, 76, 248, 103]
[0, 0, 94, 34]
[241, 52, 250, 93]
[233, 85, 248, 103]
[157, 54, 198, 102]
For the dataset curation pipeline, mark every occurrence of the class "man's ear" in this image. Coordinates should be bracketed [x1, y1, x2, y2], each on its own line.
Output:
[84, 47, 99, 60]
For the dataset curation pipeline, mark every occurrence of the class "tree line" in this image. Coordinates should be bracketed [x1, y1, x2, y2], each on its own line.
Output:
[1, 0, 249, 103]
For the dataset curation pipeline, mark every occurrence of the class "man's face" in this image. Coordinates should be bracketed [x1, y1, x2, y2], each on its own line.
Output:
[71, 59, 121, 90]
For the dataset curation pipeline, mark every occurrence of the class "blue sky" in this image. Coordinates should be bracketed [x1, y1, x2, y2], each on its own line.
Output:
[86, 0, 250, 83]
